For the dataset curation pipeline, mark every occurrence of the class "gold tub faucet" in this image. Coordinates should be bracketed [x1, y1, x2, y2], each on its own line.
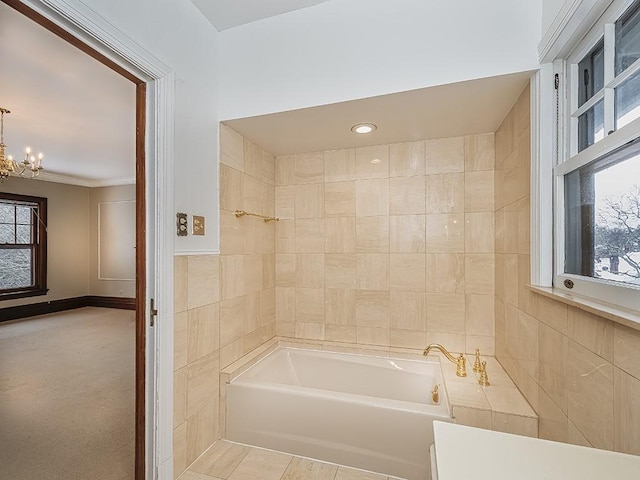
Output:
[423, 343, 467, 377]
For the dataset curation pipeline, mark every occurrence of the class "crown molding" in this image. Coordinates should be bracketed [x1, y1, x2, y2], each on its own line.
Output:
[33, 170, 135, 187]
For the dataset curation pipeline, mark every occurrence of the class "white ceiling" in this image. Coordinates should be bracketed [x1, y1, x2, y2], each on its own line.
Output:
[191, 0, 330, 31]
[0, 2, 136, 186]
[224, 71, 534, 157]
[1, 1, 531, 184]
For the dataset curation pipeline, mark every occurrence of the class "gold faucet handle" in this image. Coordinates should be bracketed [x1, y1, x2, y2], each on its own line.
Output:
[455, 354, 467, 377]
[431, 384, 440, 404]
[479, 361, 490, 386]
[473, 348, 482, 373]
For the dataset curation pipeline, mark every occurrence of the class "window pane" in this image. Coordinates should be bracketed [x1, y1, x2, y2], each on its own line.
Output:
[0, 204, 14, 223]
[578, 99, 605, 152]
[0, 248, 33, 289]
[0, 224, 15, 243]
[16, 225, 32, 244]
[615, 0, 640, 75]
[565, 142, 640, 286]
[578, 40, 605, 107]
[616, 71, 640, 128]
[16, 205, 32, 225]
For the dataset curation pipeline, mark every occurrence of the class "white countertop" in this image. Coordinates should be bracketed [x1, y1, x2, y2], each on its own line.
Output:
[433, 421, 640, 480]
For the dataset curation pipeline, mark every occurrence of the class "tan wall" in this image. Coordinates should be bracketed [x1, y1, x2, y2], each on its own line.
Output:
[274, 135, 496, 354]
[495, 85, 640, 454]
[1, 177, 90, 308]
[1, 179, 137, 307]
[89, 184, 136, 298]
[172, 124, 276, 479]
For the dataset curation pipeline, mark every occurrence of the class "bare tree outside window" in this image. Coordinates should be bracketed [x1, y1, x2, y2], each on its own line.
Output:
[595, 185, 640, 284]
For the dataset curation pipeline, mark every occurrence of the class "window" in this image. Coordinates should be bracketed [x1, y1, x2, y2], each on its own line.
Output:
[555, 0, 640, 311]
[0, 192, 47, 300]
[577, 40, 605, 152]
[564, 141, 640, 284]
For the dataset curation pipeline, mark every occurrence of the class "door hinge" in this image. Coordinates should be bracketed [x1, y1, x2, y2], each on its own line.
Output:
[150, 298, 158, 327]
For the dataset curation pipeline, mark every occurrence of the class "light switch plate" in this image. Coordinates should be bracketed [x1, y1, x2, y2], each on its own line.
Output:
[192, 215, 205, 235]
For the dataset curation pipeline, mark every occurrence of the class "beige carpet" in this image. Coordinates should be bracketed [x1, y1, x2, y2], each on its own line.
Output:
[0, 307, 135, 480]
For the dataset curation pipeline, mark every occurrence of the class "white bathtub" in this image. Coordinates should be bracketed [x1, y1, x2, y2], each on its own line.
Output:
[226, 347, 452, 480]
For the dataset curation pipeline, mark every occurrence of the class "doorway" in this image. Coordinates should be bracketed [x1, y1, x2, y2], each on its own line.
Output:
[0, 1, 160, 478]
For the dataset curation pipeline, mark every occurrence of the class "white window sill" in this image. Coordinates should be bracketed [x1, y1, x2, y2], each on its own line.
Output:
[528, 285, 640, 332]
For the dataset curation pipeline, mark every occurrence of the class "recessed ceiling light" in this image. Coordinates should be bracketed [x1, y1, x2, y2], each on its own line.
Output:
[370, 158, 381, 164]
[351, 123, 377, 134]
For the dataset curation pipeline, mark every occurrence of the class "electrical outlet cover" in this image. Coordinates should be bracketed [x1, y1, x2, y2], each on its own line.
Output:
[193, 215, 205, 235]
[176, 212, 188, 236]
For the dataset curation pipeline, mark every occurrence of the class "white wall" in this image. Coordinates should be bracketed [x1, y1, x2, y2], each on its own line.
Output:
[73, 0, 221, 254]
[219, 0, 543, 120]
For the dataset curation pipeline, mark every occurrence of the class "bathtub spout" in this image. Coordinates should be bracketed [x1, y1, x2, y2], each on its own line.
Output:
[423, 344, 467, 377]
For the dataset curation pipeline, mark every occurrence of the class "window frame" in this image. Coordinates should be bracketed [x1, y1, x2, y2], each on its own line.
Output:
[0, 192, 48, 301]
[553, 0, 640, 312]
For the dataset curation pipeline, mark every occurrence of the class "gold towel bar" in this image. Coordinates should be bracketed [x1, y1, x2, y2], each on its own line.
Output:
[234, 210, 279, 223]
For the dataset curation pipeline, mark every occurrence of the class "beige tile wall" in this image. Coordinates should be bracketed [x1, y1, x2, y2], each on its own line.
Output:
[495, 85, 640, 455]
[173, 125, 277, 479]
[219, 124, 277, 368]
[275, 133, 496, 355]
[173, 92, 640, 478]
[173, 254, 221, 478]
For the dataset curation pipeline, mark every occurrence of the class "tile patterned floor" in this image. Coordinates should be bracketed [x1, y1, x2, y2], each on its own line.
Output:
[180, 440, 397, 480]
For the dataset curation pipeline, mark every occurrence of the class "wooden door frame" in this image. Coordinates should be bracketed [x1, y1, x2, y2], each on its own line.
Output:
[2, 1, 175, 478]
[135, 82, 147, 480]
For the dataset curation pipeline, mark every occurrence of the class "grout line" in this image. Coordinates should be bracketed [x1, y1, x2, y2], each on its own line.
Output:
[180, 440, 219, 478]
[329, 465, 338, 480]
[279, 455, 294, 480]
[224, 445, 249, 480]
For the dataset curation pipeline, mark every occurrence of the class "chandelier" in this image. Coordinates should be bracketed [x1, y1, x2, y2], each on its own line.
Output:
[0, 107, 44, 181]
